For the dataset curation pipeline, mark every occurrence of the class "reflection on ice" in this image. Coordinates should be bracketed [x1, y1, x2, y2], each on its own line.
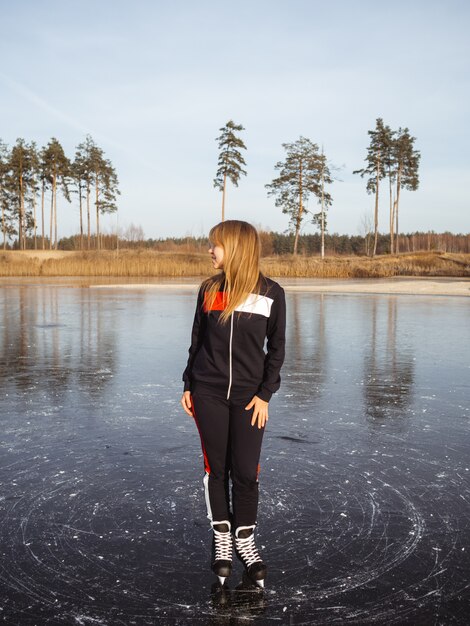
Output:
[0, 284, 469, 624]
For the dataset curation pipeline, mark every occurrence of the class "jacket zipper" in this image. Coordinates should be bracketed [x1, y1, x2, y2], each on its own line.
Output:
[226, 314, 234, 399]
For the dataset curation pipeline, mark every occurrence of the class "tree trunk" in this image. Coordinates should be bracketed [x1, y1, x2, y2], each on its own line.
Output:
[19, 169, 24, 250]
[41, 181, 45, 250]
[52, 172, 57, 250]
[1, 193, 5, 250]
[293, 159, 303, 255]
[95, 171, 100, 250]
[221, 172, 227, 222]
[49, 190, 54, 250]
[372, 153, 380, 257]
[320, 162, 325, 259]
[395, 212, 399, 253]
[33, 187, 37, 250]
[79, 181, 83, 250]
[395, 165, 402, 253]
[49, 176, 54, 250]
[389, 169, 394, 254]
[54, 191, 58, 250]
[86, 180, 91, 250]
[116, 211, 119, 253]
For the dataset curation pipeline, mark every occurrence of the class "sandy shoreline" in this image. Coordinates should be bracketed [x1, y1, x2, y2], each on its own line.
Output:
[1, 276, 468, 297]
[281, 277, 470, 297]
[90, 278, 470, 297]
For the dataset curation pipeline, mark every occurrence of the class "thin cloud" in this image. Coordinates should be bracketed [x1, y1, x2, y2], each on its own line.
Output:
[0, 71, 159, 174]
[0, 71, 92, 136]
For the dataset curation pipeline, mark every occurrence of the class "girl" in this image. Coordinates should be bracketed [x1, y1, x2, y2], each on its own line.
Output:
[181, 220, 286, 588]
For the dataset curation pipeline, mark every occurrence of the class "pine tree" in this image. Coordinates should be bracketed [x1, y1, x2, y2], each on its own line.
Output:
[392, 128, 420, 253]
[38, 147, 50, 250]
[266, 137, 332, 255]
[313, 148, 335, 259]
[9, 139, 36, 249]
[383, 130, 397, 253]
[73, 136, 119, 250]
[213, 120, 247, 221]
[0, 140, 12, 250]
[94, 156, 119, 250]
[353, 118, 394, 256]
[42, 138, 71, 250]
[89, 145, 119, 250]
[72, 140, 91, 250]
[74, 136, 95, 249]
[29, 142, 40, 250]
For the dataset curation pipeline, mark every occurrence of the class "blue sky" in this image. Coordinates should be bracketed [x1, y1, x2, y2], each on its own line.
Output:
[1, 0, 469, 239]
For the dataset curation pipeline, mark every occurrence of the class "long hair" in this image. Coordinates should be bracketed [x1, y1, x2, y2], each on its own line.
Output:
[203, 220, 261, 323]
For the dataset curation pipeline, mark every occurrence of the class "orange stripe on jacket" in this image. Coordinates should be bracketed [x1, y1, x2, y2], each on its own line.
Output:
[203, 291, 228, 312]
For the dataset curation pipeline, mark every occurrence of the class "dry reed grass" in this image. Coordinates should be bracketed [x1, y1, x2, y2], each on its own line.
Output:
[0, 249, 469, 278]
[262, 251, 470, 278]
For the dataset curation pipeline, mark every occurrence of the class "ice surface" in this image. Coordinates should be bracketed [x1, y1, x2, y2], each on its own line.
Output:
[0, 285, 469, 624]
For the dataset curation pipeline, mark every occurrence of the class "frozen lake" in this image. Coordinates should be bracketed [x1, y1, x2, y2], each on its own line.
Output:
[0, 282, 469, 625]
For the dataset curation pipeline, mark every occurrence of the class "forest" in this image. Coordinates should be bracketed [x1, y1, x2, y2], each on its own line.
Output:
[57, 230, 470, 256]
[1, 118, 467, 259]
[0, 136, 118, 252]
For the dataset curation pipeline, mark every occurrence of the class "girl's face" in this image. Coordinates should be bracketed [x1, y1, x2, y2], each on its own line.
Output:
[209, 241, 224, 269]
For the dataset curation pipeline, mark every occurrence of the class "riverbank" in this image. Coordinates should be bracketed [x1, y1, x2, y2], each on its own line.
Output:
[1, 249, 469, 279]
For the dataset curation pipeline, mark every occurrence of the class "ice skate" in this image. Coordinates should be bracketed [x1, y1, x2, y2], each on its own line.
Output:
[234, 525, 267, 589]
[211, 520, 232, 585]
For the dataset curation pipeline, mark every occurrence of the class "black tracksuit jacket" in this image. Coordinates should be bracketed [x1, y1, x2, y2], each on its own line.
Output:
[183, 276, 286, 402]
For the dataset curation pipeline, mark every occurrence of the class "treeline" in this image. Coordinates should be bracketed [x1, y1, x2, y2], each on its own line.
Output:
[214, 118, 421, 257]
[54, 230, 470, 255]
[0, 136, 119, 251]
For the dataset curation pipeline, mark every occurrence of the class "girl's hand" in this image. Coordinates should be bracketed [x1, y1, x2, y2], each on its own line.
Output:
[245, 395, 269, 429]
[181, 391, 194, 417]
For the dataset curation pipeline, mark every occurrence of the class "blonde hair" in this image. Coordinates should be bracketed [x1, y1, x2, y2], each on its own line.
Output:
[203, 220, 261, 323]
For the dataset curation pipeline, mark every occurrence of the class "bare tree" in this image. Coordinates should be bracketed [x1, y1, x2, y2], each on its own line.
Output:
[123, 223, 144, 244]
[359, 210, 374, 257]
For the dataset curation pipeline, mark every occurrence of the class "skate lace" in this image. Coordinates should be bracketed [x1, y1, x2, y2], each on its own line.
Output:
[213, 528, 232, 561]
[235, 533, 262, 568]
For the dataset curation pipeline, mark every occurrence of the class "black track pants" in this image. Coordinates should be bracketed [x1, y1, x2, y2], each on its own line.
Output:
[191, 389, 265, 529]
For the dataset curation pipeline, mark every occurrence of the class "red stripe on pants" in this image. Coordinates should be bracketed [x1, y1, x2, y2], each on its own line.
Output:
[190, 395, 211, 475]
